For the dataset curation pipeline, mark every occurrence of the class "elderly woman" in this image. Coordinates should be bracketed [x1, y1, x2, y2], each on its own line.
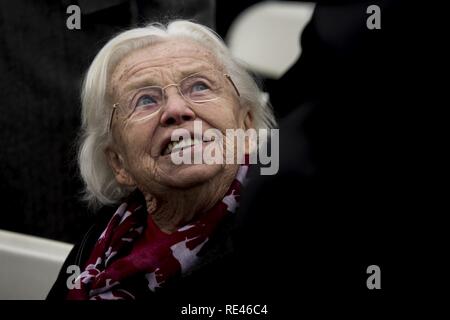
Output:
[48, 20, 275, 300]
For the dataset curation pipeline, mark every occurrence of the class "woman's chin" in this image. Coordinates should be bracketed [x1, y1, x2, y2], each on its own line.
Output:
[159, 163, 223, 189]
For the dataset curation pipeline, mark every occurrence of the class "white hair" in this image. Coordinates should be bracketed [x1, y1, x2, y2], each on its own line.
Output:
[78, 20, 276, 209]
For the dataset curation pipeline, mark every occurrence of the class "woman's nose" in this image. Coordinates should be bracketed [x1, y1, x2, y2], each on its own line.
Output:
[159, 87, 196, 126]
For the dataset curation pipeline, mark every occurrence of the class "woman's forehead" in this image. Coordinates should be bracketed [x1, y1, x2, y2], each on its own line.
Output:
[112, 39, 221, 86]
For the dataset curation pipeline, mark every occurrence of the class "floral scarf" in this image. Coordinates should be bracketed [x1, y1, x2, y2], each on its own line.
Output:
[67, 164, 248, 300]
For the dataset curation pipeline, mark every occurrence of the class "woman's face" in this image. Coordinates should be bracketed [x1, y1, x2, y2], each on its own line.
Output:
[107, 38, 251, 194]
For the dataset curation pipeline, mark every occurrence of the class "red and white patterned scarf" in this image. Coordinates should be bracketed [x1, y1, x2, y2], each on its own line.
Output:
[67, 164, 248, 300]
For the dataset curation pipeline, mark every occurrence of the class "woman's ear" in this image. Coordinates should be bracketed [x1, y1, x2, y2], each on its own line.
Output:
[105, 147, 136, 187]
[243, 110, 256, 154]
[243, 109, 254, 130]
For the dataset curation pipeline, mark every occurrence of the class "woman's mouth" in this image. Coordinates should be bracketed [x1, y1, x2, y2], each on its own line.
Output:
[161, 136, 215, 156]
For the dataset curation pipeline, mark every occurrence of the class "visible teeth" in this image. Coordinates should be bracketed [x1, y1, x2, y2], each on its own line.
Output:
[164, 136, 215, 155]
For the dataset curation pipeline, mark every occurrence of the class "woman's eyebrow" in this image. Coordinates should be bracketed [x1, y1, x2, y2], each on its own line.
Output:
[177, 66, 213, 78]
[122, 76, 160, 94]
[121, 66, 215, 93]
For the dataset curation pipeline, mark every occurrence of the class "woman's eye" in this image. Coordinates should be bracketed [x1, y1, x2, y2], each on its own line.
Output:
[192, 82, 210, 92]
[136, 95, 157, 107]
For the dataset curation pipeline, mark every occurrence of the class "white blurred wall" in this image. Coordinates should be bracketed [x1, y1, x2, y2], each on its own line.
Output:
[0, 229, 73, 300]
[227, 1, 315, 79]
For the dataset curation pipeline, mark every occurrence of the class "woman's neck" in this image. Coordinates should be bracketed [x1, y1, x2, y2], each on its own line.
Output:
[145, 165, 238, 233]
